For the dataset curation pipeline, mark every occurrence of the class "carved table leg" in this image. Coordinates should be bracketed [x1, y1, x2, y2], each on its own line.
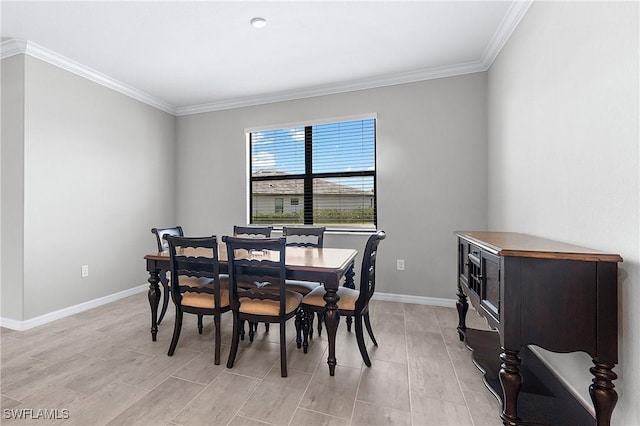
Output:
[323, 287, 341, 376]
[589, 360, 618, 426]
[148, 269, 161, 341]
[499, 348, 522, 426]
[344, 264, 355, 332]
[157, 273, 170, 325]
[456, 284, 468, 341]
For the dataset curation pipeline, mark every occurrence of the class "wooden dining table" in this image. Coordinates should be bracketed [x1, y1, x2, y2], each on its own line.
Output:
[144, 244, 357, 376]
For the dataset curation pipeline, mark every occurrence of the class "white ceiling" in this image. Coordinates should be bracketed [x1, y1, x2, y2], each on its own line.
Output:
[1, 1, 531, 115]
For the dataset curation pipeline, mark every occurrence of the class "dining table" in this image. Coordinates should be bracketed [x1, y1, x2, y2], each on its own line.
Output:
[144, 244, 358, 376]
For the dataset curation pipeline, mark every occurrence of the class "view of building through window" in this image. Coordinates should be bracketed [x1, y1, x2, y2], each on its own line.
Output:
[249, 118, 376, 229]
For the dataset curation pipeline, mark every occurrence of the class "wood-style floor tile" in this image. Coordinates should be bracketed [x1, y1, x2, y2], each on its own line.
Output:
[106, 377, 204, 426]
[237, 368, 312, 425]
[173, 371, 260, 426]
[350, 401, 411, 425]
[298, 365, 361, 419]
[0, 294, 504, 426]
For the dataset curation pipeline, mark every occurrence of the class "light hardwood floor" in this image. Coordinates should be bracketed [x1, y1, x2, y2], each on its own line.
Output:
[1, 294, 502, 425]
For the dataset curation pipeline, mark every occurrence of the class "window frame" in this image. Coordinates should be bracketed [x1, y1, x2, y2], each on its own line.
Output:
[247, 115, 377, 231]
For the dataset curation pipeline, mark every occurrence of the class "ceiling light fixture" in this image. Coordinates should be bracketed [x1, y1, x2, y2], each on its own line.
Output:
[250, 17, 267, 28]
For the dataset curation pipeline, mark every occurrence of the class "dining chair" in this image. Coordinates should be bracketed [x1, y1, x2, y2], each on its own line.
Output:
[223, 235, 302, 377]
[233, 225, 274, 339]
[283, 226, 325, 248]
[261, 226, 326, 345]
[151, 226, 184, 324]
[165, 235, 230, 364]
[300, 230, 386, 367]
[233, 225, 273, 239]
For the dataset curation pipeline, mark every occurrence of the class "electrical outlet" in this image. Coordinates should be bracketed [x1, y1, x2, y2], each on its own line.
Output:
[81, 265, 89, 278]
[397, 259, 405, 271]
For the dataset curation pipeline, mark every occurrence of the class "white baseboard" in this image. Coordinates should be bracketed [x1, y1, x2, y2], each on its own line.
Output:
[0, 284, 148, 331]
[0, 287, 455, 331]
[373, 292, 457, 308]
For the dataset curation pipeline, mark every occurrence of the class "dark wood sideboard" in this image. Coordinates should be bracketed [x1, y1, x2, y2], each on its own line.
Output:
[455, 231, 622, 426]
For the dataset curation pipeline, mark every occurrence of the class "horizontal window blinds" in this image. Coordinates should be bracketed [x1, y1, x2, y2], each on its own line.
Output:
[250, 118, 376, 229]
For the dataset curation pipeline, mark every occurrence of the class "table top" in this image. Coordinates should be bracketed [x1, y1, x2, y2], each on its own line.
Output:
[145, 245, 358, 274]
[455, 231, 623, 262]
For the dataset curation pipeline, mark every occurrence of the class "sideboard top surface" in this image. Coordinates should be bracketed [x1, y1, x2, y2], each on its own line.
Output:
[455, 231, 623, 263]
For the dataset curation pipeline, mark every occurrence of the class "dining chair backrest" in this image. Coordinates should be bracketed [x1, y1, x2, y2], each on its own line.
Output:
[355, 230, 386, 311]
[223, 236, 287, 313]
[166, 235, 221, 303]
[151, 226, 184, 252]
[282, 226, 326, 248]
[233, 225, 273, 239]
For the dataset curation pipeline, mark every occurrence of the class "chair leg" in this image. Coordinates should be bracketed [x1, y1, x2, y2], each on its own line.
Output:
[279, 322, 288, 377]
[295, 310, 303, 349]
[167, 306, 183, 356]
[197, 314, 204, 334]
[240, 319, 245, 340]
[249, 321, 256, 342]
[354, 314, 372, 367]
[302, 310, 311, 354]
[227, 314, 241, 369]
[346, 315, 353, 332]
[214, 313, 221, 365]
[265, 323, 270, 332]
[316, 312, 323, 337]
[309, 312, 315, 339]
[364, 313, 378, 346]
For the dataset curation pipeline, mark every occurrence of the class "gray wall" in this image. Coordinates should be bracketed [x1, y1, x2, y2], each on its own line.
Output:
[176, 73, 488, 300]
[1, 54, 25, 320]
[1, 55, 177, 320]
[487, 2, 639, 424]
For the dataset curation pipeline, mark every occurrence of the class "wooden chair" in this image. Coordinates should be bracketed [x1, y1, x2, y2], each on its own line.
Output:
[223, 236, 302, 377]
[233, 225, 273, 239]
[233, 225, 274, 338]
[283, 226, 325, 248]
[151, 226, 184, 324]
[300, 230, 386, 367]
[166, 235, 230, 365]
[262, 226, 326, 344]
[262, 226, 325, 295]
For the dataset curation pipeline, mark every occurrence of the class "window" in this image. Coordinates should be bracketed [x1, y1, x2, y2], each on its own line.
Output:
[275, 198, 284, 213]
[250, 117, 376, 229]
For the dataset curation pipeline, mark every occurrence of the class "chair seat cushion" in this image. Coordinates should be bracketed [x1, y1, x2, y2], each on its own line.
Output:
[177, 276, 229, 288]
[181, 288, 230, 309]
[180, 276, 214, 288]
[301, 286, 359, 312]
[239, 290, 302, 316]
[261, 280, 320, 296]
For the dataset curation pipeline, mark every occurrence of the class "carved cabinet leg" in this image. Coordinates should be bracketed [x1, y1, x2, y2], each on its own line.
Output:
[456, 284, 468, 341]
[589, 360, 618, 426]
[499, 348, 522, 426]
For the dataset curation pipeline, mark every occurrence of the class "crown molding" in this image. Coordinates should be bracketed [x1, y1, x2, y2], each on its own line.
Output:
[0, 39, 176, 115]
[0, 38, 28, 59]
[481, 0, 533, 68]
[2, 1, 530, 118]
[176, 60, 488, 116]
